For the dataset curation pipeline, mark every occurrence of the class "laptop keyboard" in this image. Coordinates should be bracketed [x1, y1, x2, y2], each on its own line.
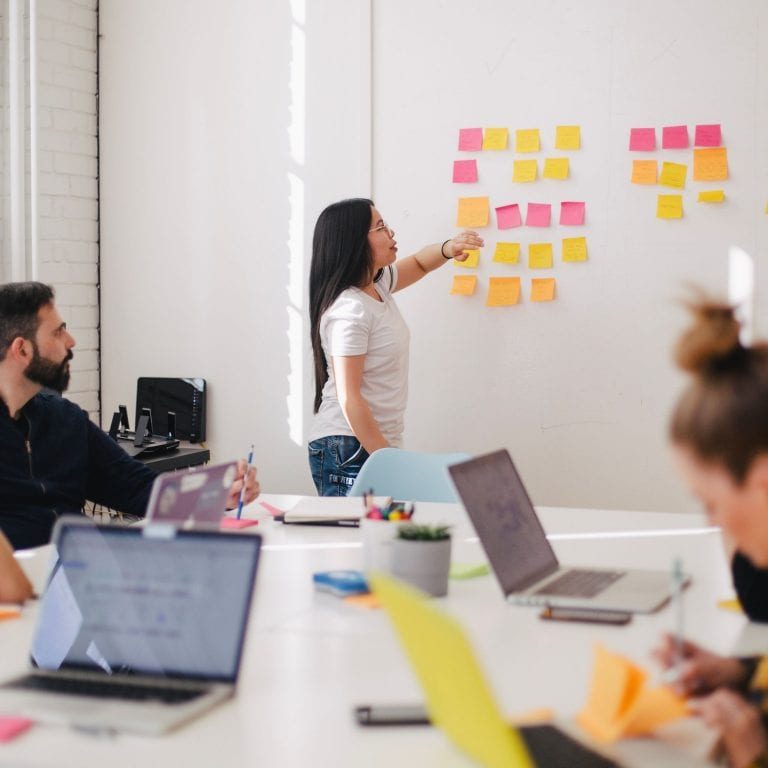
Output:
[520, 724, 620, 768]
[8, 674, 206, 704]
[534, 569, 625, 598]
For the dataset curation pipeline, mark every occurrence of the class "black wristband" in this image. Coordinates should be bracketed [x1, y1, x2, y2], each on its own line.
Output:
[441, 239, 452, 259]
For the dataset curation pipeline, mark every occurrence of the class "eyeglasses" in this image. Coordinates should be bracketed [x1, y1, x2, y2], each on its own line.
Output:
[369, 222, 394, 236]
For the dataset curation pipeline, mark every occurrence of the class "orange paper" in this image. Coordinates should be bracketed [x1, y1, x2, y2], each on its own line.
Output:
[631, 160, 657, 185]
[450, 275, 478, 296]
[486, 277, 520, 307]
[693, 147, 728, 181]
[456, 197, 490, 227]
[530, 278, 556, 302]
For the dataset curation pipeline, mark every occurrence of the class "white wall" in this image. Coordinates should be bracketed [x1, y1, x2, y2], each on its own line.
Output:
[99, 0, 370, 491]
[100, 0, 768, 510]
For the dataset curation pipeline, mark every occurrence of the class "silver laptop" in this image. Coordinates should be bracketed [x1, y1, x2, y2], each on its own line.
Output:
[448, 450, 680, 613]
[145, 461, 236, 527]
[0, 519, 261, 735]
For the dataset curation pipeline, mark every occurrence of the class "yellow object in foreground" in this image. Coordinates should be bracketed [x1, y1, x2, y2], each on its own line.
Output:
[577, 645, 688, 743]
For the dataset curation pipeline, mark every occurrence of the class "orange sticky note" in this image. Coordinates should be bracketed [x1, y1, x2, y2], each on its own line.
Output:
[515, 129, 540, 153]
[528, 243, 553, 269]
[493, 242, 520, 264]
[450, 275, 478, 295]
[486, 277, 520, 306]
[512, 159, 538, 182]
[631, 160, 657, 185]
[530, 278, 556, 302]
[693, 147, 728, 181]
[562, 236, 587, 263]
[482, 128, 508, 150]
[456, 197, 489, 227]
[344, 593, 380, 610]
[555, 125, 580, 150]
[657, 194, 683, 219]
[455, 249, 480, 268]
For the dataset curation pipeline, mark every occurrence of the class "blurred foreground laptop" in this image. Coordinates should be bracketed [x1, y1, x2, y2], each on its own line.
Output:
[371, 573, 620, 767]
[0, 519, 261, 735]
[145, 461, 236, 527]
[448, 450, 678, 613]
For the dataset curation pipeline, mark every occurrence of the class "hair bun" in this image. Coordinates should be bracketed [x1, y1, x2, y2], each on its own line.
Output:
[675, 300, 742, 375]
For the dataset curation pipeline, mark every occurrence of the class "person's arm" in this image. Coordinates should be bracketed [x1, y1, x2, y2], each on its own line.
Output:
[393, 230, 484, 292]
[0, 532, 33, 603]
[332, 354, 389, 455]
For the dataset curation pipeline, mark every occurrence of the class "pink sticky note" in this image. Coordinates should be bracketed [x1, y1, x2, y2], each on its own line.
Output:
[220, 517, 259, 529]
[629, 127, 656, 151]
[0, 717, 32, 742]
[458, 128, 483, 151]
[525, 203, 552, 227]
[452, 159, 478, 183]
[560, 201, 585, 226]
[662, 125, 689, 149]
[695, 124, 722, 147]
[259, 501, 286, 517]
[495, 204, 522, 229]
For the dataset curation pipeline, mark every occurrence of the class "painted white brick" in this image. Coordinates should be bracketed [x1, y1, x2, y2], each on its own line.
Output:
[70, 90, 96, 115]
[38, 128, 72, 152]
[69, 176, 97, 198]
[68, 46, 94, 71]
[38, 261, 72, 283]
[70, 350, 98, 371]
[55, 66, 97, 94]
[39, 218, 72, 239]
[37, 150, 54, 172]
[70, 6, 96, 31]
[38, 40, 71, 65]
[48, 240, 94, 262]
[38, 107, 53, 129]
[69, 219, 98, 241]
[67, 391, 100, 416]
[54, 23, 95, 51]
[69, 133, 97, 156]
[39, 172, 70, 195]
[55, 196, 97, 220]
[52, 109, 96, 134]
[40, 83, 71, 109]
[67, 370, 99, 392]
[54, 152, 97, 177]
[69, 306, 99, 329]
[55, 283, 97, 307]
[41, 0, 74, 24]
[70, 0, 97, 11]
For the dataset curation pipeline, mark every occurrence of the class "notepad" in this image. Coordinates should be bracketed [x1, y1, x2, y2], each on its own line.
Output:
[282, 497, 372, 525]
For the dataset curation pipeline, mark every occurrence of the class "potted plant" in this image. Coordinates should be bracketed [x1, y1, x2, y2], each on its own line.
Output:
[390, 524, 452, 597]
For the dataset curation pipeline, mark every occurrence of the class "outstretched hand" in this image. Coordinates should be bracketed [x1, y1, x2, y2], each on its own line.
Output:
[447, 230, 484, 261]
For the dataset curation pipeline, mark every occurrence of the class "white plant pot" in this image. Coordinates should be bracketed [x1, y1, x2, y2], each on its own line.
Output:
[391, 537, 451, 597]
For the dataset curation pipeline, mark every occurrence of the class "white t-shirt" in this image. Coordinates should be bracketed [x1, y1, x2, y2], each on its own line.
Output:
[309, 265, 410, 446]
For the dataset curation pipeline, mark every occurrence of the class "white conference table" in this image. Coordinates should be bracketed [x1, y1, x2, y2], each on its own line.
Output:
[2, 496, 765, 768]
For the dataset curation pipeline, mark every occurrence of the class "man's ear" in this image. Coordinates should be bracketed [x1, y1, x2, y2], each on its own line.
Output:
[746, 455, 768, 495]
[6, 336, 32, 365]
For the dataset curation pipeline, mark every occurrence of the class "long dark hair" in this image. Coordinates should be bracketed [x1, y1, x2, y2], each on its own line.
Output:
[310, 198, 377, 413]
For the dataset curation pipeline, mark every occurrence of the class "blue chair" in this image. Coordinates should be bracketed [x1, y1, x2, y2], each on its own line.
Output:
[349, 448, 471, 503]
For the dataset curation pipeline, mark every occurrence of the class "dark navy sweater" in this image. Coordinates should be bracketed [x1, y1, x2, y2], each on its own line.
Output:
[0, 393, 155, 549]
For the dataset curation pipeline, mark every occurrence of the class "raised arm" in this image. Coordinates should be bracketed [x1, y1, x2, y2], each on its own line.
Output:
[394, 230, 484, 292]
[332, 354, 389, 455]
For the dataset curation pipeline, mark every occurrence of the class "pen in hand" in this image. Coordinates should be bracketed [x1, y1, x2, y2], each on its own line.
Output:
[236, 445, 254, 520]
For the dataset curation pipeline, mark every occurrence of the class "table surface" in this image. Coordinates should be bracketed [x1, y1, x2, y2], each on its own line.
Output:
[4, 496, 762, 767]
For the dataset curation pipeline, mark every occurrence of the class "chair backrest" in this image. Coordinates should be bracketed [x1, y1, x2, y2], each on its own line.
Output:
[349, 448, 471, 502]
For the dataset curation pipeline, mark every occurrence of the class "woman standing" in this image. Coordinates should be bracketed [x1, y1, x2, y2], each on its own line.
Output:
[308, 198, 482, 496]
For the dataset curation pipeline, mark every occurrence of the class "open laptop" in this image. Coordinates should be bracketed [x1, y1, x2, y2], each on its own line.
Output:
[145, 461, 236, 527]
[448, 450, 679, 613]
[0, 518, 261, 735]
[371, 573, 620, 767]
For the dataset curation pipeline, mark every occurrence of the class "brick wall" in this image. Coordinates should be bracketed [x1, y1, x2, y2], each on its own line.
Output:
[35, 0, 99, 417]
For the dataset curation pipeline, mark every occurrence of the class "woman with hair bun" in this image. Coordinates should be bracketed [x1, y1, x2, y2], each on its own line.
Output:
[655, 299, 768, 768]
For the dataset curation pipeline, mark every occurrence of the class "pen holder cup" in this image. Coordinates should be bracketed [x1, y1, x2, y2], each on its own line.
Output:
[361, 518, 402, 575]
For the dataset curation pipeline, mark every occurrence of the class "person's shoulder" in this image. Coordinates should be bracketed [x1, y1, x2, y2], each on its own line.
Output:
[32, 392, 89, 422]
[324, 289, 369, 321]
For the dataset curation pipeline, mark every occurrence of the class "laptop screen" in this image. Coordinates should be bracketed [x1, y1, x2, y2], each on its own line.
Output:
[449, 450, 559, 594]
[31, 523, 261, 683]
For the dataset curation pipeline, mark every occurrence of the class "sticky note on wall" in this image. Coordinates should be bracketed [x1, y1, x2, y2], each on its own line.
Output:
[493, 242, 520, 263]
[631, 160, 657, 185]
[513, 160, 538, 182]
[698, 190, 725, 203]
[562, 237, 588, 262]
[693, 148, 728, 181]
[496, 204, 522, 229]
[458, 128, 483, 151]
[531, 278, 556, 302]
[450, 275, 477, 295]
[486, 277, 521, 306]
[629, 127, 655, 151]
[543, 158, 569, 180]
[560, 201, 585, 226]
[659, 162, 687, 189]
[526, 203, 552, 227]
[452, 159, 478, 183]
[457, 197, 489, 227]
[662, 125, 689, 149]
[657, 194, 683, 219]
[555, 125, 580, 150]
[515, 129, 540, 153]
[694, 124, 722, 147]
[528, 243, 553, 269]
[483, 128, 509, 150]
[455, 249, 480, 268]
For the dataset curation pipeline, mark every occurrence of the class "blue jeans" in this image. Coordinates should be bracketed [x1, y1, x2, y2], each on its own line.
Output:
[308, 436, 370, 496]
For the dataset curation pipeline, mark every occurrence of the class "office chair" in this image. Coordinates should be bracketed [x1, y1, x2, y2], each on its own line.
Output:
[349, 448, 471, 503]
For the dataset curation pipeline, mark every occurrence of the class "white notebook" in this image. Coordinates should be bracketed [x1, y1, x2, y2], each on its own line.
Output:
[283, 496, 389, 525]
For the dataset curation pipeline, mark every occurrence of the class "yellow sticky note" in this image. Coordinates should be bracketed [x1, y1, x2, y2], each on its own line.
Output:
[562, 236, 587, 263]
[493, 242, 520, 264]
[659, 161, 687, 189]
[657, 194, 683, 219]
[450, 275, 478, 295]
[698, 190, 725, 203]
[555, 125, 580, 150]
[528, 243, 553, 269]
[515, 128, 540, 153]
[455, 249, 480, 268]
[543, 158, 569, 180]
[512, 159, 538, 182]
[631, 160, 657, 185]
[530, 278, 556, 302]
[693, 147, 728, 181]
[482, 127, 508, 151]
[456, 197, 489, 227]
[486, 277, 521, 307]
[717, 597, 742, 613]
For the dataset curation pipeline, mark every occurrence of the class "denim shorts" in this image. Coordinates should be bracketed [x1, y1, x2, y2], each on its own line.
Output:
[308, 435, 370, 496]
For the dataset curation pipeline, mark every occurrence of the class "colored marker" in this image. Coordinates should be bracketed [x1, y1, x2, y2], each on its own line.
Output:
[236, 445, 254, 520]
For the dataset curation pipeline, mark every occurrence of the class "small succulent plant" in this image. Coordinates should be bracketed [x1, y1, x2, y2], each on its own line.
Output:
[396, 524, 451, 541]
